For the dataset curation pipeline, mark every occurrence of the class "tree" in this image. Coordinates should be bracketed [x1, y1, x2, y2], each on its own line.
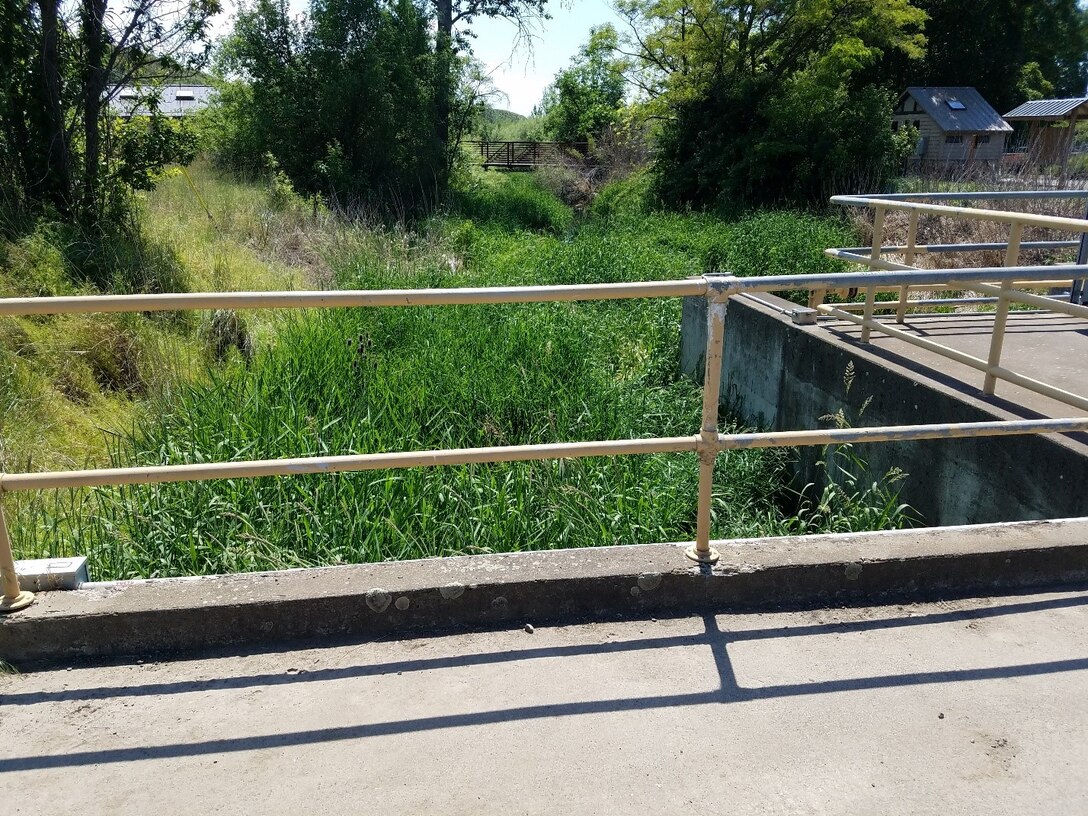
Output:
[431, 0, 548, 167]
[618, 0, 925, 108]
[0, 0, 218, 222]
[1016, 62, 1055, 104]
[536, 25, 628, 143]
[213, 0, 445, 215]
[872, 0, 1088, 112]
[617, 0, 926, 207]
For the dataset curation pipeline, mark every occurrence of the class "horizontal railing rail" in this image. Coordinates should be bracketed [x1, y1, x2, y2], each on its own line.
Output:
[4, 225, 1088, 612]
[834, 190, 1088, 202]
[829, 195, 1088, 230]
[2, 266, 1083, 318]
[833, 190, 1088, 202]
[5, 419, 1086, 493]
[837, 241, 1079, 256]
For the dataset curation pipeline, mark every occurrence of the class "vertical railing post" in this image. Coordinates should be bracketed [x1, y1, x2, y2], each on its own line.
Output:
[896, 209, 919, 323]
[0, 491, 34, 613]
[1071, 199, 1088, 305]
[983, 221, 1023, 395]
[688, 276, 732, 565]
[860, 206, 885, 343]
[807, 288, 827, 310]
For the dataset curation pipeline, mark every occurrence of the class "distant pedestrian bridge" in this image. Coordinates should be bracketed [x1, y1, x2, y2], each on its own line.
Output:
[466, 140, 588, 170]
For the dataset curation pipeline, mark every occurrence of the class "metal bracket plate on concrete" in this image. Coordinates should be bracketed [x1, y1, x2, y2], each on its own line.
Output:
[16, 557, 88, 592]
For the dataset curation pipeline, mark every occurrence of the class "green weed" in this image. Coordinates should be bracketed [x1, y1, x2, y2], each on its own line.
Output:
[8, 170, 913, 580]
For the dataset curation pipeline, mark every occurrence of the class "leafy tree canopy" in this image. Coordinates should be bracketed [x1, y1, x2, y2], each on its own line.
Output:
[535, 25, 629, 143]
[616, 0, 926, 207]
[212, 0, 443, 215]
[872, 0, 1088, 112]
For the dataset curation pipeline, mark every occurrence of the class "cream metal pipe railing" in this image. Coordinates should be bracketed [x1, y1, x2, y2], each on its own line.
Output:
[3, 269, 1088, 613]
[824, 192, 1088, 410]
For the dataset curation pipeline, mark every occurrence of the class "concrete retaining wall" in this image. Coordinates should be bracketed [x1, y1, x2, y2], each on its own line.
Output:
[681, 294, 1088, 526]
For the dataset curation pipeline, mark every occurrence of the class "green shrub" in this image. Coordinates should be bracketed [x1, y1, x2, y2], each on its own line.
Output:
[0, 224, 72, 297]
[450, 174, 574, 234]
[654, 77, 902, 209]
[589, 169, 654, 224]
[709, 211, 855, 278]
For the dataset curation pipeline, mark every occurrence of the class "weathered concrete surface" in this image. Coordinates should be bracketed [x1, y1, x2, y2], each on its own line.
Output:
[3, 518, 1088, 664]
[681, 293, 1088, 526]
[2, 589, 1087, 815]
[830, 311, 1088, 421]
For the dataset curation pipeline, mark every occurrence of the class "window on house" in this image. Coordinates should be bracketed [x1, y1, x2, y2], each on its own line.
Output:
[975, 134, 991, 145]
[946, 134, 964, 144]
[175, 91, 196, 101]
[119, 90, 138, 99]
[892, 121, 900, 132]
[913, 120, 920, 129]
[946, 99, 966, 110]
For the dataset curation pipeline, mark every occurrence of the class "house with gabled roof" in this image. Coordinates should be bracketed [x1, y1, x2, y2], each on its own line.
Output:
[893, 87, 1012, 165]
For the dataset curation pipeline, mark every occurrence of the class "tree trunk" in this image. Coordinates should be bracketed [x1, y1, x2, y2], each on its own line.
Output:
[434, 0, 454, 170]
[81, 0, 108, 217]
[37, 0, 72, 212]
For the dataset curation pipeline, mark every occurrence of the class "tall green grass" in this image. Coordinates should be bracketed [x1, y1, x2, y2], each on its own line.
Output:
[10, 170, 910, 580]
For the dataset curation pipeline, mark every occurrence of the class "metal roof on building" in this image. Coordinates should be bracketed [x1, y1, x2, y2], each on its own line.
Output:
[901, 87, 1012, 133]
[111, 85, 215, 118]
[1004, 98, 1088, 121]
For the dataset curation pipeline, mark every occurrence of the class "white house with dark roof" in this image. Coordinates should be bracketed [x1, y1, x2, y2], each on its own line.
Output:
[893, 87, 1012, 164]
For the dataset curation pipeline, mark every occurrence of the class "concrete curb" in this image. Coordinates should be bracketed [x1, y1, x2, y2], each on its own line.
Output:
[3, 518, 1088, 665]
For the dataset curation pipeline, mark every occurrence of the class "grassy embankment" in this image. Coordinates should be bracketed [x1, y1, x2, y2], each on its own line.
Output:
[2, 165, 908, 580]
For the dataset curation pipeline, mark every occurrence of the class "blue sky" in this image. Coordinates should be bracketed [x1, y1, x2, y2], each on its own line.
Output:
[470, 1, 624, 115]
[211, 0, 623, 116]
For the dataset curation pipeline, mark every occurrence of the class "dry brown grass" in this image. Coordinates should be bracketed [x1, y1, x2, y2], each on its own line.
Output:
[842, 170, 1087, 308]
[531, 124, 652, 214]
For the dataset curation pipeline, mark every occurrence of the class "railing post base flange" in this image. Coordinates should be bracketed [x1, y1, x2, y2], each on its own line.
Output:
[0, 590, 34, 614]
[685, 545, 719, 565]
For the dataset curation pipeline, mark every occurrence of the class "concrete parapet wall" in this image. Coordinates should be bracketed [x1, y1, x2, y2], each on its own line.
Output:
[681, 294, 1088, 526]
[2, 519, 1088, 664]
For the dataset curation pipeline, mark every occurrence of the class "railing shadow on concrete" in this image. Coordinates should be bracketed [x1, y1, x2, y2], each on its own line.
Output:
[4, 262, 1088, 614]
[2, 593, 1088, 771]
[5, 589, 1085, 706]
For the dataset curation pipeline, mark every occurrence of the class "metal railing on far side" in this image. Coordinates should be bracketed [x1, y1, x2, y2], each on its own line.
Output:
[822, 191, 1088, 413]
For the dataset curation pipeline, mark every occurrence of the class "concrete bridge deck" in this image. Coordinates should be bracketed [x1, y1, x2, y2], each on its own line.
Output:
[3, 587, 1087, 814]
[824, 310, 1088, 421]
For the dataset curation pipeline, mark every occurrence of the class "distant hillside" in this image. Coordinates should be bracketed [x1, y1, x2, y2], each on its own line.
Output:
[474, 106, 544, 140]
[480, 107, 526, 126]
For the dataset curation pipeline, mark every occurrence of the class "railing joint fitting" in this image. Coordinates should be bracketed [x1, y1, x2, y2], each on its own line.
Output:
[696, 432, 717, 464]
[703, 274, 738, 303]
